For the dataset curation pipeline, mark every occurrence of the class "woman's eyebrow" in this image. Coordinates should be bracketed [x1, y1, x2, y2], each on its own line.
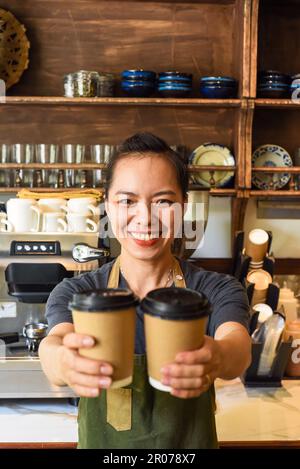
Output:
[115, 190, 176, 196]
[153, 190, 176, 197]
[115, 191, 137, 196]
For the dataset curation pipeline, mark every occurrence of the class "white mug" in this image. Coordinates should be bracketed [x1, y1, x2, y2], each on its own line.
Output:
[67, 213, 98, 233]
[0, 212, 13, 232]
[64, 197, 99, 217]
[38, 198, 67, 213]
[41, 212, 68, 233]
[6, 198, 41, 232]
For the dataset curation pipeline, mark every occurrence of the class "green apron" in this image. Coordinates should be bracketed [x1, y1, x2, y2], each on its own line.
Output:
[77, 257, 218, 449]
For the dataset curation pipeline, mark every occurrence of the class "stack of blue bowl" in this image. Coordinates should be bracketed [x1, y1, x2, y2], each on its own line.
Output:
[257, 70, 291, 98]
[290, 74, 300, 99]
[121, 69, 156, 97]
[199, 76, 238, 99]
[157, 72, 193, 98]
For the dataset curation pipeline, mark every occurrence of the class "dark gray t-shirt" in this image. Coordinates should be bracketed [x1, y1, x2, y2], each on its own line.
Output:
[46, 259, 250, 354]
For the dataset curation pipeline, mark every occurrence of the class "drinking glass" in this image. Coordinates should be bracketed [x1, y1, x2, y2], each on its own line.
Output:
[63, 144, 85, 188]
[36, 144, 59, 187]
[0, 144, 11, 187]
[12, 144, 35, 187]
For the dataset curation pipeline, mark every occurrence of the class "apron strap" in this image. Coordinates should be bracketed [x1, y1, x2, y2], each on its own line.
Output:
[107, 256, 121, 288]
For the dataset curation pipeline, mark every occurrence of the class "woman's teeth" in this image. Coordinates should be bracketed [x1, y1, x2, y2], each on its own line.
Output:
[130, 232, 159, 241]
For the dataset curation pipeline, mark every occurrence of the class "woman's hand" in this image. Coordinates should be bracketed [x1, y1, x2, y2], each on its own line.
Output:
[57, 332, 113, 398]
[160, 335, 222, 399]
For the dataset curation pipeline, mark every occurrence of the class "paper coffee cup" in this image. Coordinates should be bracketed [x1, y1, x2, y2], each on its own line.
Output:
[141, 287, 211, 392]
[70, 288, 138, 388]
[245, 229, 269, 262]
[246, 269, 272, 306]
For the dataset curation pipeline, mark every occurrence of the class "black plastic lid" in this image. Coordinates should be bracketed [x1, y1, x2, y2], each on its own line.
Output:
[69, 288, 139, 312]
[141, 287, 211, 320]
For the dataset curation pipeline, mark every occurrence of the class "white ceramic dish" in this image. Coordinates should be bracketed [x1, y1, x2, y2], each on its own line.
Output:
[189, 143, 235, 188]
[252, 144, 293, 190]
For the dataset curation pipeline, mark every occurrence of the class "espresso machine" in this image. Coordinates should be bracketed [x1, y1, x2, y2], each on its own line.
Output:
[0, 231, 110, 398]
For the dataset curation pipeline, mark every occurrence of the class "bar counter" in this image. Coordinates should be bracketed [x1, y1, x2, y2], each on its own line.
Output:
[0, 379, 299, 448]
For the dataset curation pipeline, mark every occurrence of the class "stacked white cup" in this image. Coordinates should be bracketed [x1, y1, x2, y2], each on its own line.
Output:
[0, 198, 42, 232]
[38, 198, 68, 232]
[63, 198, 99, 233]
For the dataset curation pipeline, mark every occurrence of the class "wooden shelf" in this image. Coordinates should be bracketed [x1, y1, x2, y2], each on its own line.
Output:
[1, 97, 242, 108]
[255, 99, 300, 109]
[252, 167, 300, 173]
[0, 187, 236, 196]
[0, 163, 107, 170]
[250, 190, 300, 197]
[0, 164, 237, 171]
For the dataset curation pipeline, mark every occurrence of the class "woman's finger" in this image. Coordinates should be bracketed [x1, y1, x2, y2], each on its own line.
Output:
[63, 349, 113, 376]
[175, 347, 213, 365]
[72, 384, 101, 398]
[67, 370, 112, 389]
[170, 388, 207, 399]
[163, 376, 206, 390]
[63, 332, 95, 349]
[161, 363, 208, 379]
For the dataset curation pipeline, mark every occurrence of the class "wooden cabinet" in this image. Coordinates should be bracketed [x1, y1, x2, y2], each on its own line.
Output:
[0, 0, 250, 198]
[246, 0, 300, 196]
[0, 0, 300, 264]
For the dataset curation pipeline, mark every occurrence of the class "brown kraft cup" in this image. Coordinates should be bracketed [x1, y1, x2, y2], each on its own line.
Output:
[141, 287, 211, 392]
[70, 288, 138, 388]
[245, 229, 269, 263]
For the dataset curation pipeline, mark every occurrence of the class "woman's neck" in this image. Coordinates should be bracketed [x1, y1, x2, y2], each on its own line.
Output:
[119, 250, 175, 298]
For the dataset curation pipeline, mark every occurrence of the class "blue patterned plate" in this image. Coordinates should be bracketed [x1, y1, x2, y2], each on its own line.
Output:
[189, 143, 235, 188]
[252, 144, 293, 190]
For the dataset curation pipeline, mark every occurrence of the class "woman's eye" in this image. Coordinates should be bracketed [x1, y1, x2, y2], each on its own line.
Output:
[119, 199, 134, 205]
[155, 199, 174, 206]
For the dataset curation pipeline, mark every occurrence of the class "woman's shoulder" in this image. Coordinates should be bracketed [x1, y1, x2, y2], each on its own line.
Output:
[179, 258, 245, 295]
[54, 259, 116, 294]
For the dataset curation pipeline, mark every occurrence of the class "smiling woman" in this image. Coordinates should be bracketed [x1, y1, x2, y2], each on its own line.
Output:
[39, 132, 251, 450]
[104, 134, 188, 282]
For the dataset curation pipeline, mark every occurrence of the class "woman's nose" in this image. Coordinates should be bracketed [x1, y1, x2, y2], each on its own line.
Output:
[135, 202, 151, 225]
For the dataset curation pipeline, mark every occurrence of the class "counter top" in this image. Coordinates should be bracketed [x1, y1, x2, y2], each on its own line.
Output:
[0, 399, 77, 447]
[0, 379, 299, 448]
[215, 378, 300, 446]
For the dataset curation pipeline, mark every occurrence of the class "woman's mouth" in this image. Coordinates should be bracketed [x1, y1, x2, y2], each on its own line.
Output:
[128, 231, 161, 247]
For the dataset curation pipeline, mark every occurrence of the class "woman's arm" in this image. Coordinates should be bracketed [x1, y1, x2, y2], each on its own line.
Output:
[160, 322, 251, 399]
[39, 323, 113, 397]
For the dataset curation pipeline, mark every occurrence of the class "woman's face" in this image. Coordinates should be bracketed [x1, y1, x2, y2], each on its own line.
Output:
[105, 153, 185, 261]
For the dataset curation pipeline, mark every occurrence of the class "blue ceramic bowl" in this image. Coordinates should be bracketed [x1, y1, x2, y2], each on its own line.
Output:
[199, 79, 237, 88]
[158, 84, 192, 98]
[258, 71, 291, 84]
[258, 83, 289, 89]
[257, 84, 289, 98]
[259, 78, 290, 87]
[121, 80, 155, 97]
[121, 70, 156, 82]
[158, 71, 192, 80]
[200, 76, 237, 84]
[200, 85, 237, 99]
[158, 76, 192, 85]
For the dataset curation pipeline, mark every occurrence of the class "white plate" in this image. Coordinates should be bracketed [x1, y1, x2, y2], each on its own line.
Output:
[189, 143, 235, 188]
[252, 144, 293, 190]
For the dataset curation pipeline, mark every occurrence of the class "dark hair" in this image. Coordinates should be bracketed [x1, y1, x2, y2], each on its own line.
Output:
[104, 132, 188, 198]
